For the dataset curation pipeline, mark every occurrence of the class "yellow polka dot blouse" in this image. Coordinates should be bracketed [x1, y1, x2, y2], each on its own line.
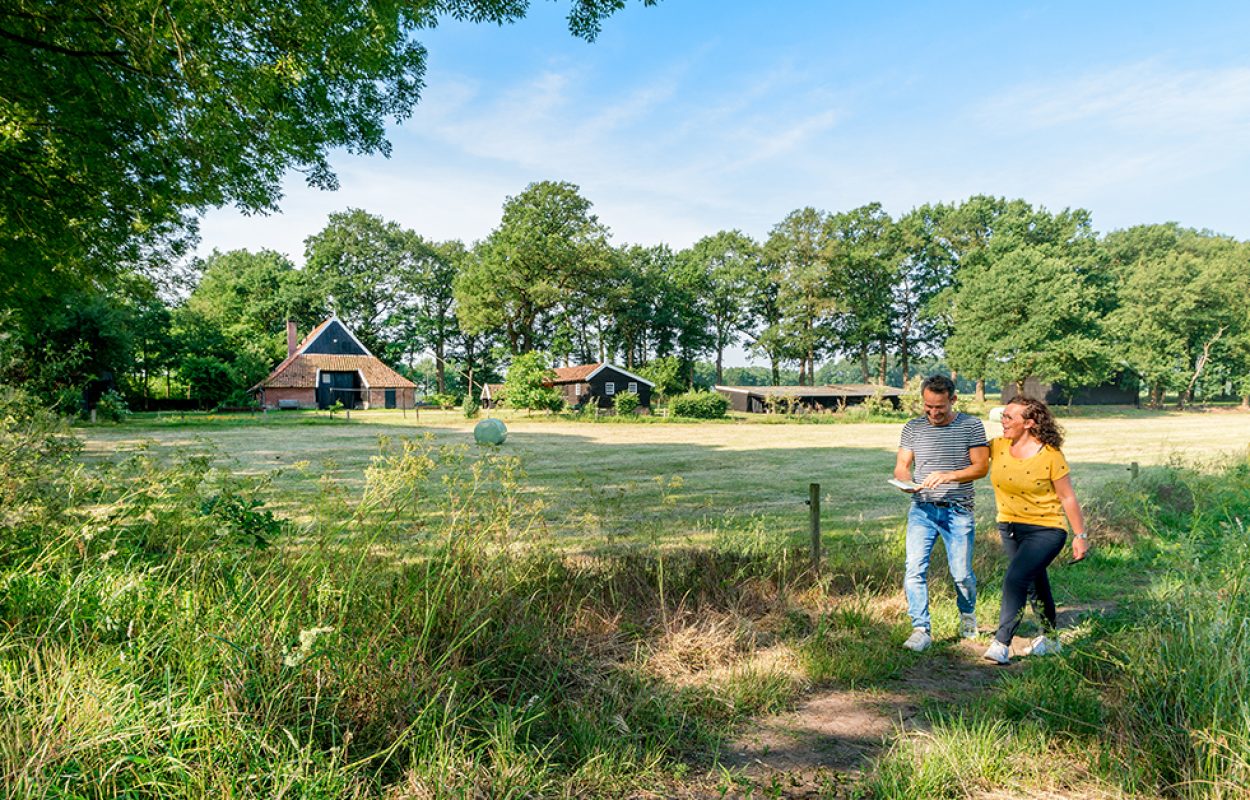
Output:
[988, 437, 1070, 528]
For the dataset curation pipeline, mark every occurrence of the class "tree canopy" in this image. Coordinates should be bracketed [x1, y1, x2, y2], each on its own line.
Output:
[0, 0, 656, 311]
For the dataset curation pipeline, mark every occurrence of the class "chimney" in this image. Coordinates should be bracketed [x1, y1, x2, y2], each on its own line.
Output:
[286, 320, 298, 357]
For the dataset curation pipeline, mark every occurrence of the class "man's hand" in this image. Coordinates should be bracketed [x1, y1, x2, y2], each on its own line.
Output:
[919, 471, 954, 490]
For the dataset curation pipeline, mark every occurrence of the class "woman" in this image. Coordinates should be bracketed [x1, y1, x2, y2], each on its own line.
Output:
[983, 396, 1090, 665]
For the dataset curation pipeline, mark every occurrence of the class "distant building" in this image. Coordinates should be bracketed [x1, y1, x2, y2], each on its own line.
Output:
[1001, 374, 1139, 406]
[482, 363, 655, 410]
[480, 383, 506, 409]
[549, 363, 654, 410]
[715, 384, 904, 414]
[251, 317, 415, 410]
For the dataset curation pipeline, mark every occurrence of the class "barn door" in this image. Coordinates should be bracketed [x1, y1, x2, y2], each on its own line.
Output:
[318, 372, 360, 408]
[385, 388, 396, 409]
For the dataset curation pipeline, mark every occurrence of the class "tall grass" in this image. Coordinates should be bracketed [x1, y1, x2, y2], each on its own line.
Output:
[4, 389, 899, 798]
[859, 460, 1250, 799]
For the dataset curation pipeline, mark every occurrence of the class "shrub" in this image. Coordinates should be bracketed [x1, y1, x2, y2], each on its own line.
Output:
[93, 389, 131, 422]
[669, 391, 728, 419]
[531, 388, 565, 413]
[429, 392, 458, 410]
[613, 390, 640, 415]
[462, 393, 480, 419]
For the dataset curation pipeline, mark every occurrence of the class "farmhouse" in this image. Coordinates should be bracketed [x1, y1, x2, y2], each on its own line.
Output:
[252, 317, 416, 410]
[715, 384, 904, 414]
[548, 363, 654, 410]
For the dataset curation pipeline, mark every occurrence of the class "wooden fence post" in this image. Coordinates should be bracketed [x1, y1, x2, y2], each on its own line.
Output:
[1129, 461, 1139, 481]
[809, 482, 821, 568]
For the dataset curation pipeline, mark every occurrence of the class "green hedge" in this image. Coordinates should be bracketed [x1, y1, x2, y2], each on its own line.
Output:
[669, 391, 729, 419]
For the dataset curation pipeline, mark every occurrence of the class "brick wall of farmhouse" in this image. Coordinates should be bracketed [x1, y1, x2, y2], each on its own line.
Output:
[364, 387, 415, 409]
[260, 387, 317, 409]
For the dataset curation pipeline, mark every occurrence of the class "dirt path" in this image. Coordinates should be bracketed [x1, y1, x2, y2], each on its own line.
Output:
[689, 603, 1115, 799]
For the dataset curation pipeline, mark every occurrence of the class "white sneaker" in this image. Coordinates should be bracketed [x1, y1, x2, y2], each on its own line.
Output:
[983, 640, 1010, 664]
[1024, 635, 1061, 656]
[959, 613, 979, 639]
[903, 628, 932, 652]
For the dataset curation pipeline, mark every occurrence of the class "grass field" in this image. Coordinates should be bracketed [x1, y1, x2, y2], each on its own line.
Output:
[80, 407, 1250, 546]
[5, 404, 1248, 798]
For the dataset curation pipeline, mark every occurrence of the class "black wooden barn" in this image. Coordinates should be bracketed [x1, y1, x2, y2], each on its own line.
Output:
[715, 384, 904, 413]
[1001, 373, 1140, 406]
[549, 363, 654, 410]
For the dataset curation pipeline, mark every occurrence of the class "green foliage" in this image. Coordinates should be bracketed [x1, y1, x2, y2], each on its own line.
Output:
[93, 389, 131, 423]
[462, 392, 481, 419]
[613, 390, 640, 415]
[199, 490, 285, 548]
[456, 181, 614, 353]
[0, 0, 650, 309]
[304, 209, 430, 356]
[679, 230, 760, 380]
[1104, 224, 1250, 406]
[0, 386, 82, 562]
[638, 355, 687, 398]
[503, 351, 562, 413]
[943, 198, 1112, 393]
[428, 392, 458, 410]
[178, 355, 235, 409]
[669, 391, 729, 419]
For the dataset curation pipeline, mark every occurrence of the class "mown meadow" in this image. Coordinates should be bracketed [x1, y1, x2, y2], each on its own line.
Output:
[3, 394, 1249, 798]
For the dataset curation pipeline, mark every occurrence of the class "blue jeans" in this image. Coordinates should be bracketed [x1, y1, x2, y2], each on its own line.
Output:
[904, 502, 977, 632]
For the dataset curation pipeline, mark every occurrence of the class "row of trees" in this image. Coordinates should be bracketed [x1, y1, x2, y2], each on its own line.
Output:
[3, 181, 1248, 410]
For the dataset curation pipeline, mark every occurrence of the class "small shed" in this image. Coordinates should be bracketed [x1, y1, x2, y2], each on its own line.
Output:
[480, 383, 506, 409]
[715, 384, 904, 414]
[549, 363, 654, 410]
[1002, 374, 1139, 406]
[252, 317, 416, 410]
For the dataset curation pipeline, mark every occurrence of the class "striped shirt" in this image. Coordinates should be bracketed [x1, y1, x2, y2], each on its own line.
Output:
[899, 413, 988, 506]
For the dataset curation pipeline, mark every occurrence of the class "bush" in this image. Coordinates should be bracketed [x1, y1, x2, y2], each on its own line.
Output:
[429, 392, 458, 410]
[531, 388, 565, 413]
[462, 393, 480, 419]
[613, 390, 640, 415]
[669, 391, 729, 419]
[93, 389, 131, 422]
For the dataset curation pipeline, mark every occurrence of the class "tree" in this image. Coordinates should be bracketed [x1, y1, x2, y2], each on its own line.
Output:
[680, 231, 759, 384]
[1104, 225, 1250, 407]
[894, 204, 959, 384]
[637, 356, 685, 400]
[0, 1, 654, 311]
[455, 181, 613, 354]
[826, 203, 898, 383]
[502, 351, 561, 413]
[186, 249, 325, 359]
[304, 210, 430, 356]
[938, 197, 1101, 400]
[762, 208, 839, 385]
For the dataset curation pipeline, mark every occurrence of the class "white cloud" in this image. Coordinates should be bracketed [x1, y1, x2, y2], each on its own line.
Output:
[980, 62, 1250, 136]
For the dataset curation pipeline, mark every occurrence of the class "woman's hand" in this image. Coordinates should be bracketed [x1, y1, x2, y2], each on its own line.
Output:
[1072, 535, 1090, 562]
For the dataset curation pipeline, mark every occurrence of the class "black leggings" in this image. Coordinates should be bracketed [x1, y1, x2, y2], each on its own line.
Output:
[995, 522, 1067, 646]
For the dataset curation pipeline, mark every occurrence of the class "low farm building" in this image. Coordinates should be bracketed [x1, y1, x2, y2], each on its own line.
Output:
[252, 317, 415, 410]
[715, 384, 904, 414]
[1002, 374, 1140, 406]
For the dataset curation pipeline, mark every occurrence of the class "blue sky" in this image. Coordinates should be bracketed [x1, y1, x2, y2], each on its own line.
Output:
[198, 1, 1250, 364]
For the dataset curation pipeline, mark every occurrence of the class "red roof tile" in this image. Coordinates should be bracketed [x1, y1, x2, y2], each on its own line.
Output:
[549, 363, 601, 384]
[256, 354, 415, 389]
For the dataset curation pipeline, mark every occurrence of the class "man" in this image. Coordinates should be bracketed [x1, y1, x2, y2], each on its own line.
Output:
[894, 375, 989, 651]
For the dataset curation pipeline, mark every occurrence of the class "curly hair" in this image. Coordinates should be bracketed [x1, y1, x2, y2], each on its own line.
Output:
[1008, 396, 1064, 449]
